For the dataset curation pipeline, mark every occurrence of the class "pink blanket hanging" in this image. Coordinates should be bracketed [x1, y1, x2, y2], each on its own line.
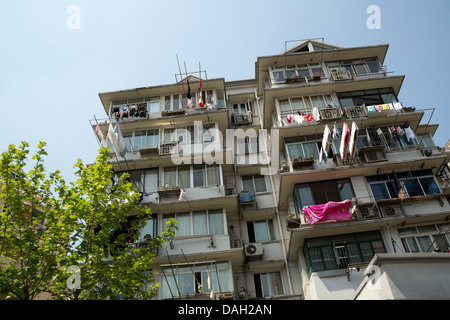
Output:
[302, 199, 353, 225]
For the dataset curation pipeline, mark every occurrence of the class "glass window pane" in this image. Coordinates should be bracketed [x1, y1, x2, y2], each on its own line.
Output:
[178, 166, 191, 189]
[278, 99, 291, 114]
[323, 181, 340, 202]
[242, 176, 254, 192]
[163, 167, 177, 187]
[403, 179, 424, 197]
[143, 168, 158, 194]
[303, 142, 319, 160]
[287, 143, 304, 161]
[147, 129, 159, 147]
[193, 211, 207, 235]
[164, 95, 171, 111]
[308, 247, 324, 271]
[206, 165, 219, 186]
[321, 246, 337, 269]
[419, 177, 440, 195]
[370, 183, 390, 201]
[193, 165, 205, 187]
[337, 179, 355, 201]
[260, 273, 270, 297]
[178, 273, 194, 296]
[209, 210, 224, 235]
[296, 184, 314, 207]
[254, 175, 267, 193]
[268, 272, 284, 296]
[254, 221, 269, 242]
[290, 98, 307, 113]
[417, 236, 432, 252]
[176, 212, 191, 236]
[402, 237, 420, 253]
[139, 217, 157, 239]
[148, 100, 160, 113]
[173, 94, 180, 110]
[273, 71, 285, 83]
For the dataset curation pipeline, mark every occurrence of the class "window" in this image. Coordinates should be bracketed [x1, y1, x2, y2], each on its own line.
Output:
[147, 97, 160, 113]
[254, 272, 284, 298]
[270, 63, 325, 83]
[161, 261, 231, 299]
[247, 220, 275, 243]
[294, 178, 355, 210]
[277, 94, 335, 118]
[233, 101, 253, 114]
[163, 209, 225, 237]
[327, 58, 384, 78]
[163, 165, 220, 189]
[337, 88, 398, 108]
[141, 168, 158, 194]
[304, 231, 386, 273]
[242, 175, 267, 193]
[399, 223, 450, 253]
[139, 215, 158, 239]
[367, 170, 440, 201]
[134, 129, 159, 150]
[286, 141, 320, 161]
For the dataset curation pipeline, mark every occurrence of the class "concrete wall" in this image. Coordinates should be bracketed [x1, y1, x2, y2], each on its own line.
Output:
[354, 253, 450, 299]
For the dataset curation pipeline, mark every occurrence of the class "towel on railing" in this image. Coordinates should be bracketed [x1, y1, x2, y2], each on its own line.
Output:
[302, 199, 353, 225]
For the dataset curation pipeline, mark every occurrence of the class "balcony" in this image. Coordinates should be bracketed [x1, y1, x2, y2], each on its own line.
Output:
[353, 199, 404, 221]
[329, 61, 387, 82]
[318, 106, 343, 121]
[232, 112, 253, 126]
[330, 69, 353, 81]
[344, 105, 368, 119]
[358, 145, 388, 164]
[292, 156, 315, 170]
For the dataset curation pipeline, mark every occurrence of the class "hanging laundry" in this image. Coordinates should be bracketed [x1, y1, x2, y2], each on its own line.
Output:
[367, 105, 376, 112]
[381, 104, 390, 111]
[286, 114, 294, 124]
[198, 79, 204, 107]
[396, 126, 405, 136]
[302, 199, 353, 225]
[375, 105, 383, 112]
[404, 126, 416, 141]
[392, 102, 403, 111]
[319, 125, 331, 164]
[366, 128, 371, 145]
[332, 123, 341, 139]
[107, 121, 127, 158]
[377, 128, 383, 136]
[305, 114, 313, 122]
[339, 122, 350, 159]
[186, 78, 192, 99]
[348, 122, 359, 157]
[294, 113, 305, 124]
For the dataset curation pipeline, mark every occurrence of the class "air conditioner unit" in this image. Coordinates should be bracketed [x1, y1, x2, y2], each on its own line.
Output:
[245, 243, 263, 257]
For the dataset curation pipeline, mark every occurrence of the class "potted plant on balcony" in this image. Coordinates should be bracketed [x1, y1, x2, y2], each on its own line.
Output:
[292, 155, 315, 169]
[280, 160, 288, 172]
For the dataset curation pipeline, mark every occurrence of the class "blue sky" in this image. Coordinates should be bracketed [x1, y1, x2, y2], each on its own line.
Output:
[0, 0, 449, 182]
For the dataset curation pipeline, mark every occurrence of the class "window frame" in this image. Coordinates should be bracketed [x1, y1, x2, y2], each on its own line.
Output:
[241, 174, 267, 193]
[304, 231, 386, 273]
[162, 209, 225, 237]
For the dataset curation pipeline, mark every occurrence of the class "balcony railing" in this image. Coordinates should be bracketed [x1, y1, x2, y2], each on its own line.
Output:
[232, 112, 253, 125]
[344, 105, 368, 119]
[318, 106, 343, 121]
[330, 69, 353, 81]
[329, 61, 387, 81]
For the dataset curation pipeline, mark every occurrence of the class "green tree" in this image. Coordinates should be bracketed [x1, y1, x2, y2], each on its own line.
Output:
[0, 142, 71, 300]
[0, 142, 176, 300]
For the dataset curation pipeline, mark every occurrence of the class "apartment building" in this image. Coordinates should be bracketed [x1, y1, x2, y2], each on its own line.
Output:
[91, 39, 450, 300]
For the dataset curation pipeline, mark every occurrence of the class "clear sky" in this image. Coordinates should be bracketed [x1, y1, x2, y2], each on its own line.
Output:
[0, 0, 449, 182]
